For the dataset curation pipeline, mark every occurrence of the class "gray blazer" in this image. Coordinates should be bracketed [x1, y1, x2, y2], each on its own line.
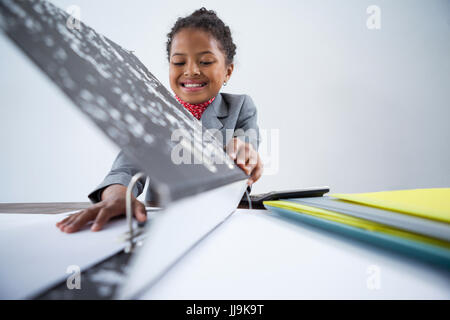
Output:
[88, 92, 260, 203]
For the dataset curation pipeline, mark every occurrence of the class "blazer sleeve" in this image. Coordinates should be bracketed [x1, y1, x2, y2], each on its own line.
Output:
[87, 150, 146, 203]
[234, 94, 261, 151]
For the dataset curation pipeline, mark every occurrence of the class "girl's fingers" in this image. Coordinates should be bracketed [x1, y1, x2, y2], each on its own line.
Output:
[236, 143, 258, 176]
[63, 207, 98, 233]
[226, 137, 245, 160]
[235, 144, 247, 167]
[91, 207, 114, 231]
[227, 138, 257, 176]
[57, 212, 80, 228]
[226, 139, 238, 159]
[245, 148, 258, 173]
[57, 199, 142, 233]
[56, 213, 76, 226]
[134, 200, 147, 222]
[248, 156, 264, 185]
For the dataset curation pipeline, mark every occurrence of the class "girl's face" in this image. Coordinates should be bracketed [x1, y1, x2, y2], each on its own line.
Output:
[169, 28, 234, 104]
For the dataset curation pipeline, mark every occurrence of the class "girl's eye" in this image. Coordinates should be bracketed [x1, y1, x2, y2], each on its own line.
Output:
[171, 61, 214, 66]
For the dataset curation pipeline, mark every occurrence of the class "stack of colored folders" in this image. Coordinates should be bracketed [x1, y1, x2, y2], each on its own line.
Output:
[263, 188, 450, 267]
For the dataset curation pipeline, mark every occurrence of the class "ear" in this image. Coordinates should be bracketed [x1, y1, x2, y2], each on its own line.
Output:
[225, 63, 234, 82]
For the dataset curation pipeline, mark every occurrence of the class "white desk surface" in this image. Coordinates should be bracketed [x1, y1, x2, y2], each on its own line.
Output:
[141, 209, 450, 299]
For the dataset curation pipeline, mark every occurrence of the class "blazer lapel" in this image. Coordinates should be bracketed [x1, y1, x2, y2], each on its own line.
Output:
[201, 93, 227, 130]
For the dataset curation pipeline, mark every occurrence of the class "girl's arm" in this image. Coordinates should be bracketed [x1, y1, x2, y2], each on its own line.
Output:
[56, 151, 147, 233]
[227, 94, 263, 185]
[88, 150, 147, 203]
[233, 95, 261, 151]
[56, 183, 147, 233]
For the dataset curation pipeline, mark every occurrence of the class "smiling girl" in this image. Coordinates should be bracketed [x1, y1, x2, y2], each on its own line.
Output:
[56, 7, 263, 233]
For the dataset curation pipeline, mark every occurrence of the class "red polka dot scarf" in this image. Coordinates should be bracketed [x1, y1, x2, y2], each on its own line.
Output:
[175, 94, 216, 120]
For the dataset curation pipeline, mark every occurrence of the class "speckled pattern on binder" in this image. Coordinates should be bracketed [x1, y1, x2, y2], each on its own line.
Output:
[0, 0, 246, 203]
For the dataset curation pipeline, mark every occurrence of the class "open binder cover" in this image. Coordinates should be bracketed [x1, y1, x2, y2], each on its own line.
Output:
[0, 0, 247, 205]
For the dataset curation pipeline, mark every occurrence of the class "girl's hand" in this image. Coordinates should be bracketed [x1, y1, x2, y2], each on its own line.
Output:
[56, 184, 146, 233]
[226, 137, 263, 185]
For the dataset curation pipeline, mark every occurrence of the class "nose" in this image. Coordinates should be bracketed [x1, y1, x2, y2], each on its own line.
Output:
[183, 61, 200, 77]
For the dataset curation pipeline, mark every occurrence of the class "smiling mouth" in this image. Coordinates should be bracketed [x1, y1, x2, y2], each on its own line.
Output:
[181, 82, 207, 88]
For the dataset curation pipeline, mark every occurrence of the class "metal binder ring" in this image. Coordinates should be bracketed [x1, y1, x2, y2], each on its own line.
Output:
[125, 172, 146, 253]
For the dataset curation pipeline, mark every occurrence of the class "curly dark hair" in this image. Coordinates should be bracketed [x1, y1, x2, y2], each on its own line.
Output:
[166, 7, 236, 65]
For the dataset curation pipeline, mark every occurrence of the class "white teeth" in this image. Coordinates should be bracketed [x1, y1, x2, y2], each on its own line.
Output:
[184, 83, 204, 87]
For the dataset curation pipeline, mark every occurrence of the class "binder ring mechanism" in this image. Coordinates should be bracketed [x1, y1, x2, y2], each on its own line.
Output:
[120, 173, 252, 253]
[121, 172, 148, 253]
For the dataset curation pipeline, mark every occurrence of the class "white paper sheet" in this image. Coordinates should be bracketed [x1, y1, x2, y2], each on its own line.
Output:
[139, 209, 450, 299]
[0, 211, 141, 299]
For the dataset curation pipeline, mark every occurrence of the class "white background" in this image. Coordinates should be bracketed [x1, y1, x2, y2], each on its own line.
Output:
[1, 0, 449, 203]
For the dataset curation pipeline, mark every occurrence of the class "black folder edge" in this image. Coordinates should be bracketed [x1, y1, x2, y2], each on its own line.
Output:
[239, 186, 330, 209]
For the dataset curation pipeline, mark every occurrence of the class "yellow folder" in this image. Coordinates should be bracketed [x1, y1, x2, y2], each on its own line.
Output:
[263, 200, 450, 250]
[330, 188, 450, 224]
